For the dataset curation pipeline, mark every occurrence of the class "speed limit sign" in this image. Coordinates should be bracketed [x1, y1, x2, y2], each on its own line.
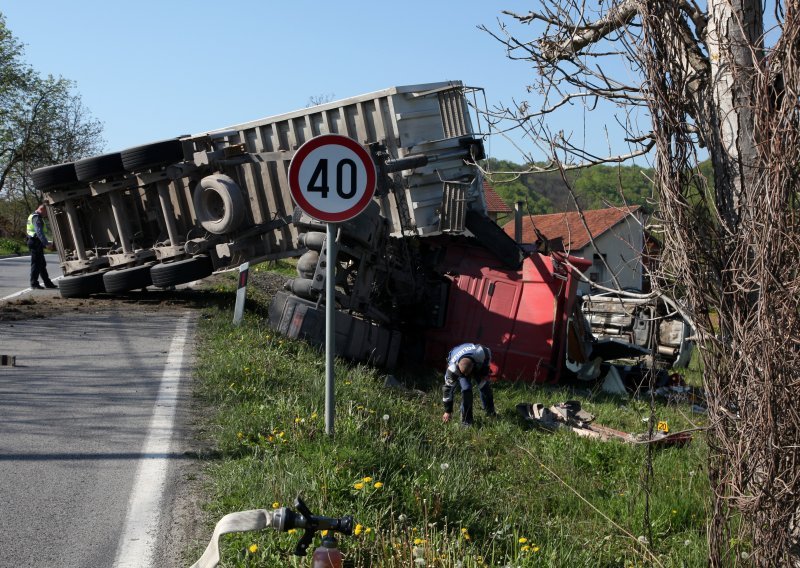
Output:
[288, 134, 377, 222]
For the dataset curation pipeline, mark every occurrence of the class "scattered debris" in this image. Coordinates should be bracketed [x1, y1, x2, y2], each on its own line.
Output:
[637, 373, 707, 410]
[516, 400, 692, 447]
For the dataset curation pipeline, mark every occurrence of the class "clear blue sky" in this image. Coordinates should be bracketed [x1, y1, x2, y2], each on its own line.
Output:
[2, 1, 630, 165]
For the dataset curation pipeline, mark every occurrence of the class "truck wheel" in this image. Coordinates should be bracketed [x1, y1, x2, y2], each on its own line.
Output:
[59, 272, 106, 298]
[75, 153, 126, 182]
[103, 264, 153, 293]
[31, 162, 78, 192]
[193, 174, 246, 234]
[150, 255, 213, 288]
[121, 139, 184, 172]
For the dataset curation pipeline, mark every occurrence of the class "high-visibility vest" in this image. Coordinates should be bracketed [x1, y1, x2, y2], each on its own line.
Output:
[26, 213, 52, 241]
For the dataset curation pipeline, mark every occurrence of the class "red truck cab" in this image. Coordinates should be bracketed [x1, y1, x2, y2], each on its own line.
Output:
[424, 241, 590, 383]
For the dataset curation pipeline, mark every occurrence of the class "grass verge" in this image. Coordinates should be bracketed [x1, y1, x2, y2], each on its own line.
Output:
[192, 274, 711, 567]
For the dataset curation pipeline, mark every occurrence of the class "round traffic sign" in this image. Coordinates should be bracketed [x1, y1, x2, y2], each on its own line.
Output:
[288, 134, 377, 223]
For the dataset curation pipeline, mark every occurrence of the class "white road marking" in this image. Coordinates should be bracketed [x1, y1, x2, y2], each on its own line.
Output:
[1, 273, 62, 303]
[113, 313, 193, 568]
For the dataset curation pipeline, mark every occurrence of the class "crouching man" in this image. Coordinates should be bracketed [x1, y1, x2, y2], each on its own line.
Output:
[442, 343, 496, 426]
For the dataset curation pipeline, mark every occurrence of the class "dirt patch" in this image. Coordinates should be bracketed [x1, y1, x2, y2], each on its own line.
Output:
[0, 270, 289, 321]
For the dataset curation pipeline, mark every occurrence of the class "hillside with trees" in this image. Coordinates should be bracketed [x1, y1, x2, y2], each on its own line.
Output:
[484, 157, 658, 215]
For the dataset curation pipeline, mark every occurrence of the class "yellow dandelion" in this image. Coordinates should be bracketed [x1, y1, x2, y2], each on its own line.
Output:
[288, 529, 297, 534]
[533, 546, 540, 552]
[278, 431, 285, 437]
[461, 528, 468, 534]
[521, 545, 530, 552]
[311, 412, 318, 419]
[365, 527, 372, 534]
[672, 509, 677, 514]
[362, 476, 373, 483]
[518, 537, 528, 544]
[374, 482, 384, 489]
[354, 524, 363, 536]
[237, 432, 244, 439]
[272, 502, 280, 509]
[295, 417, 302, 423]
[414, 538, 425, 545]
[354, 482, 365, 490]
[248, 544, 258, 553]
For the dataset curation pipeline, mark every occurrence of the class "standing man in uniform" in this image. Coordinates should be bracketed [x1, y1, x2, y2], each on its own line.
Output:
[26, 204, 57, 289]
[442, 343, 496, 426]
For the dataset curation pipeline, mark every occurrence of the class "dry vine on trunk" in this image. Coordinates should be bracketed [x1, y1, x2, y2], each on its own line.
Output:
[485, 1, 800, 565]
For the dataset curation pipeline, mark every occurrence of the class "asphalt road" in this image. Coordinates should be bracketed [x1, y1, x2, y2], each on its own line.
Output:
[0, 308, 198, 567]
[0, 253, 63, 301]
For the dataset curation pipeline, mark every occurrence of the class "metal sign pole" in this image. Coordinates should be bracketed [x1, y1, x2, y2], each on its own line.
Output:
[325, 223, 338, 436]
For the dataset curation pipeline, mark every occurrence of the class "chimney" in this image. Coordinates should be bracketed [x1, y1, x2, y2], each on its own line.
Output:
[514, 201, 524, 242]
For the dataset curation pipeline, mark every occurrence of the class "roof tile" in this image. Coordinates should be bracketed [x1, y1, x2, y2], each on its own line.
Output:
[502, 205, 641, 250]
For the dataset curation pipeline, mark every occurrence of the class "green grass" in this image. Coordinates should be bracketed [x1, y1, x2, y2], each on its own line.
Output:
[191, 278, 712, 567]
[0, 237, 25, 255]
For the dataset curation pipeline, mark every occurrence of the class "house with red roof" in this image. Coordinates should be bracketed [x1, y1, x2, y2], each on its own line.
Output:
[502, 205, 647, 295]
[482, 180, 513, 223]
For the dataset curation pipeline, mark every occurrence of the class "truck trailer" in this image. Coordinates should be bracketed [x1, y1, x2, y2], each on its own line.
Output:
[32, 81, 688, 383]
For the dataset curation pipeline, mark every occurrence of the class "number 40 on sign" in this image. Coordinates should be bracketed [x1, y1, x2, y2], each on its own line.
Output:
[288, 134, 376, 223]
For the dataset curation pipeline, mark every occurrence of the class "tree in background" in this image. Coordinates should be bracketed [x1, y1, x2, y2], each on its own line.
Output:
[484, 1, 799, 565]
[0, 13, 103, 235]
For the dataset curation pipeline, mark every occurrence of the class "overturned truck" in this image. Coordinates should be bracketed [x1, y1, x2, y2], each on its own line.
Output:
[34, 81, 689, 383]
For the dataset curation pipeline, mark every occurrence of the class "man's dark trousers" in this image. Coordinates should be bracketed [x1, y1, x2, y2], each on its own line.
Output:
[28, 237, 51, 286]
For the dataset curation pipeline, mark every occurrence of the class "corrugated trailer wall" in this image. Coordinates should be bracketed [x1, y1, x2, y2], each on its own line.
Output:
[196, 81, 481, 247]
[38, 81, 485, 296]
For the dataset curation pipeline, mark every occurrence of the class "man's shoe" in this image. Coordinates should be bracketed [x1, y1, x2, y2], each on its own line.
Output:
[44, 282, 57, 289]
[30, 283, 44, 289]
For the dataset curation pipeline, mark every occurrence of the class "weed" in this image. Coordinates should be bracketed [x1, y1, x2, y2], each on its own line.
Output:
[193, 281, 710, 567]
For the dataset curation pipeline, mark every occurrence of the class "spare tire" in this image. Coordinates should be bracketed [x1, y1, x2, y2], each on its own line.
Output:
[31, 162, 78, 192]
[193, 174, 246, 234]
[121, 138, 184, 172]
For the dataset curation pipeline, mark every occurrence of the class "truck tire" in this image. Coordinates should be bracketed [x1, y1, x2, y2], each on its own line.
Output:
[150, 255, 213, 288]
[193, 174, 246, 234]
[75, 153, 126, 182]
[121, 139, 184, 172]
[31, 162, 78, 192]
[103, 264, 153, 293]
[59, 272, 106, 298]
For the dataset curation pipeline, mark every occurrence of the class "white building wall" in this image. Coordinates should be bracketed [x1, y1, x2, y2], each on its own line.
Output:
[575, 213, 644, 296]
